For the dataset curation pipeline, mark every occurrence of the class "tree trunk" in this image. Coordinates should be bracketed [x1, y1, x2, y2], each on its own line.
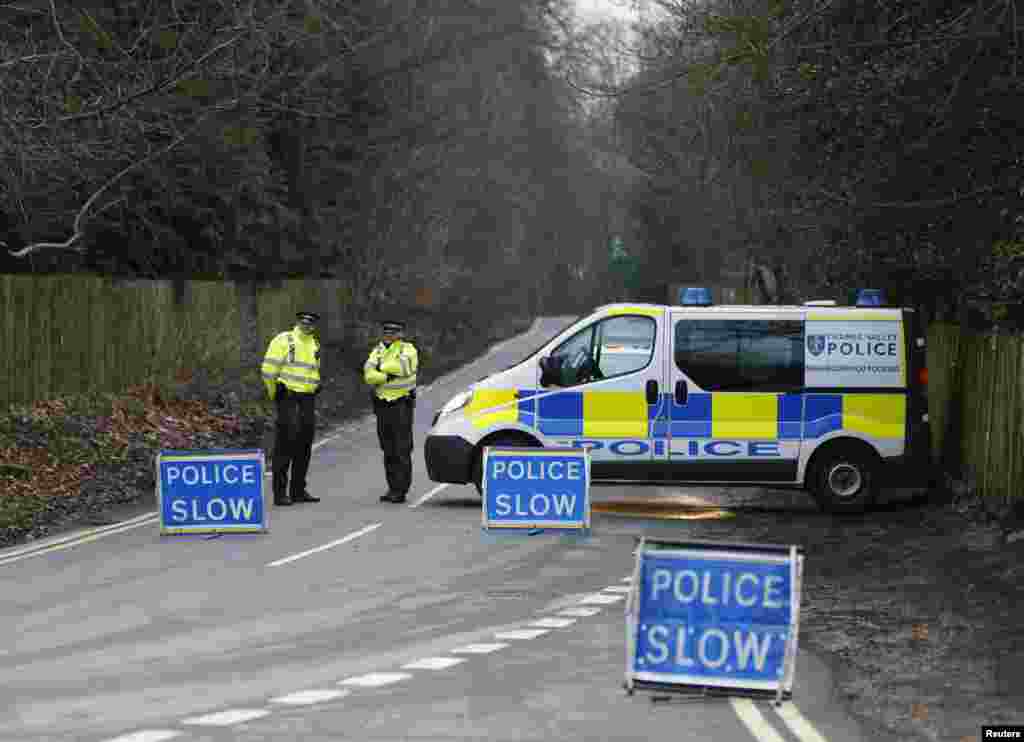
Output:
[235, 278, 261, 380]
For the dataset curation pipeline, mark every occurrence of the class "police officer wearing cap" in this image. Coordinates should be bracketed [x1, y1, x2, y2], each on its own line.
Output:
[261, 311, 322, 506]
[364, 319, 419, 503]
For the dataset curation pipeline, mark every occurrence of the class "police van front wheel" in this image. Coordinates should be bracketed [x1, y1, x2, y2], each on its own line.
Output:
[471, 435, 540, 495]
[808, 444, 878, 514]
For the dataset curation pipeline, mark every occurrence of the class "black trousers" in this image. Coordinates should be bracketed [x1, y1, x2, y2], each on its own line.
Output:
[374, 395, 414, 495]
[273, 389, 316, 498]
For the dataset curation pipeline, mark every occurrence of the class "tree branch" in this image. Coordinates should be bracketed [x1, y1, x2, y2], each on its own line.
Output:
[816, 184, 1003, 210]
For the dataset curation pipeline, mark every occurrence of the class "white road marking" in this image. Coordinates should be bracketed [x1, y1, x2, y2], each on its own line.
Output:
[776, 702, 829, 742]
[621, 576, 633, 582]
[267, 522, 381, 567]
[312, 432, 342, 452]
[730, 699, 788, 742]
[409, 483, 448, 508]
[494, 629, 550, 640]
[580, 593, 624, 605]
[0, 515, 159, 567]
[181, 709, 270, 726]
[557, 607, 602, 617]
[530, 617, 577, 628]
[401, 656, 466, 670]
[269, 689, 350, 706]
[450, 643, 509, 654]
[339, 672, 412, 688]
[602, 585, 632, 594]
[103, 731, 182, 742]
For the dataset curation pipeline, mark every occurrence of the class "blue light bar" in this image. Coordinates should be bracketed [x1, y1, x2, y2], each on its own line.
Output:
[855, 288, 887, 307]
[678, 287, 713, 306]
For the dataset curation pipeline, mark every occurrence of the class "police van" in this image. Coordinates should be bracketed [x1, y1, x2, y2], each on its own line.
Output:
[424, 289, 931, 512]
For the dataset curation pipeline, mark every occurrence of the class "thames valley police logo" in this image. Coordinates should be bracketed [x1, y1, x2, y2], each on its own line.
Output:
[806, 335, 826, 356]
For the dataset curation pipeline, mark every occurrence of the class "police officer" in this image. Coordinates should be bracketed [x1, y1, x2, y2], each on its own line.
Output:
[364, 319, 419, 503]
[261, 311, 322, 506]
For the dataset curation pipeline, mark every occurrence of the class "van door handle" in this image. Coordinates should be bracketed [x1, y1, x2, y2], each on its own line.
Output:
[675, 380, 688, 405]
[645, 379, 658, 404]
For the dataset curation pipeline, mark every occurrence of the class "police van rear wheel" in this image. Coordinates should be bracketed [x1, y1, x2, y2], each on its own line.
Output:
[809, 444, 878, 514]
[471, 435, 540, 495]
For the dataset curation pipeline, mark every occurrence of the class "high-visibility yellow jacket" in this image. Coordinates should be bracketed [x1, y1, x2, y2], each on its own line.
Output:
[261, 327, 321, 399]
[364, 340, 418, 402]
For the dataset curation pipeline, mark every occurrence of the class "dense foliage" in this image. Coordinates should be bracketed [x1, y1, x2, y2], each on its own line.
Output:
[609, 0, 1023, 321]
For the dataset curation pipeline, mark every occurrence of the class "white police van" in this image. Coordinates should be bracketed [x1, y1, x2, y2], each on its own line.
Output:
[424, 289, 931, 512]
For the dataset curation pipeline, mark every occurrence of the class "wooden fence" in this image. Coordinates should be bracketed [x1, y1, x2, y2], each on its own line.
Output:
[927, 323, 1024, 505]
[0, 274, 354, 409]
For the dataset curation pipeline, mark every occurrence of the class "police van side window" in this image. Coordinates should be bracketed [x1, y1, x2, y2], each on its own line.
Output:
[546, 315, 655, 387]
[675, 320, 803, 392]
[595, 315, 656, 379]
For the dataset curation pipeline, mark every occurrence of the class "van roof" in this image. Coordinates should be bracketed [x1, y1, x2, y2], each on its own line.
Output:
[594, 302, 904, 315]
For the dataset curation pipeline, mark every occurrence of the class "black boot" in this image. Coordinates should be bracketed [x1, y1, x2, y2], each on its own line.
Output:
[292, 491, 320, 503]
[274, 489, 293, 506]
[380, 492, 407, 504]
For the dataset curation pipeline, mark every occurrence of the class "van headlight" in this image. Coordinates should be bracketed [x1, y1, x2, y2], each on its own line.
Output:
[437, 389, 472, 419]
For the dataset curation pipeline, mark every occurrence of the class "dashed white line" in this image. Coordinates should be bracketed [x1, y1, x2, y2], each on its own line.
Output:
[401, 656, 466, 670]
[339, 672, 412, 688]
[557, 607, 602, 617]
[103, 731, 182, 742]
[181, 709, 270, 727]
[580, 593, 624, 605]
[494, 628, 550, 640]
[450, 643, 509, 654]
[267, 522, 381, 567]
[409, 483, 448, 508]
[776, 702, 829, 742]
[601, 585, 632, 594]
[269, 689, 351, 706]
[530, 617, 577, 628]
[730, 699, 788, 742]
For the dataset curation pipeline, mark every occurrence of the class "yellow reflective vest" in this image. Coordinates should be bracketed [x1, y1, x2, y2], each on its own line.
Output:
[364, 340, 418, 402]
[261, 327, 321, 399]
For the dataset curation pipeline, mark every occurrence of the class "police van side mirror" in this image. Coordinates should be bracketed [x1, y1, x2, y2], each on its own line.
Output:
[539, 356, 558, 387]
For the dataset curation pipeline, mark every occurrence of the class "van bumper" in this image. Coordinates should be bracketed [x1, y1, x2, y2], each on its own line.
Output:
[424, 435, 474, 484]
[878, 455, 931, 489]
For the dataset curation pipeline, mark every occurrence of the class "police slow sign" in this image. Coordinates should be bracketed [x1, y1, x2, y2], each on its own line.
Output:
[157, 449, 268, 535]
[626, 538, 803, 700]
[482, 447, 590, 531]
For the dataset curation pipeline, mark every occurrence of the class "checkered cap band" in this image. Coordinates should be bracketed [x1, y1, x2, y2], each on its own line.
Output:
[296, 312, 320, 322]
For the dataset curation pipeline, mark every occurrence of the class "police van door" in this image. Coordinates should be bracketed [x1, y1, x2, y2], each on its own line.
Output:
[666, 311, 804, 482]
[537, 309, 664, 478]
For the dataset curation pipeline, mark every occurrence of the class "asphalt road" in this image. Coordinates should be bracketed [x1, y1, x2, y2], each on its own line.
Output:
[1, 317, 872, 742]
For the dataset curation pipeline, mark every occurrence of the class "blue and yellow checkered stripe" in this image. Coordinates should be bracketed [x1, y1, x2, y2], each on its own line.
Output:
[466, 389, 905, 441]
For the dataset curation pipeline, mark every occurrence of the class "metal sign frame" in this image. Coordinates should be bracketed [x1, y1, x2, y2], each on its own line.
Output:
[625, 537, 804, 702]
[156, 449, 268, 536]
[481, 446, 591, 531]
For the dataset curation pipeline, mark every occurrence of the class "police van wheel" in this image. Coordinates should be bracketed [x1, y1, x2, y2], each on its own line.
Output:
[809, 444, 878, 514]
[471, 435, 540, 495]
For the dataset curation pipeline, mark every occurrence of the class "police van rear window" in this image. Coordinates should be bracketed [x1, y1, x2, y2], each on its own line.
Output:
[674, 319, 804, 392]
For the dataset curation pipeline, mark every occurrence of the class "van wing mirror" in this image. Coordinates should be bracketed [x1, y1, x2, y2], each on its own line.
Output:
[539, 356, 558, 386]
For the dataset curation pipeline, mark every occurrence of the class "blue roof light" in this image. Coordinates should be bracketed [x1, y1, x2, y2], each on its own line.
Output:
[679, 287, 713, 306]
[855, 288, 887, 307]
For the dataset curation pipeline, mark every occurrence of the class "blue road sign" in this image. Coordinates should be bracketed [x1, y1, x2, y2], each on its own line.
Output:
[482, 447, 590, 531]
[626, 538, 803, 699]
[157, 449, 267, 535]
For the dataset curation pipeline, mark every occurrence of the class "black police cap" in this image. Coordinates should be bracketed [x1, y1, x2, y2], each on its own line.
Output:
[296, 311, 321, 322]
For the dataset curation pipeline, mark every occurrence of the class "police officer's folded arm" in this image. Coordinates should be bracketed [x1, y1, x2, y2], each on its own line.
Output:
[261, 334, 289, 399]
